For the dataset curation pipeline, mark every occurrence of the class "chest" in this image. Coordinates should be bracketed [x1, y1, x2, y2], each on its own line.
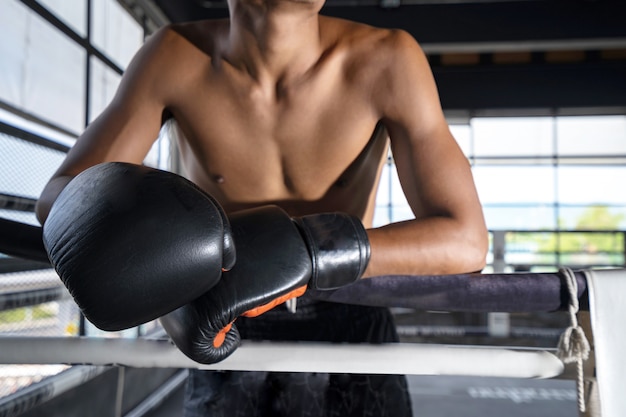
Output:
[171, 75, 380, 202]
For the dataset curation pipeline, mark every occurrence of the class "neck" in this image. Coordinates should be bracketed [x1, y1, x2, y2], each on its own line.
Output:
[226, 0, 324, 83]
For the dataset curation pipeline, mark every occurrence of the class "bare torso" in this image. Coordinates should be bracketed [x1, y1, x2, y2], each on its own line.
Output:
[159, 18, 394, 225]
[176, 119, 388, 224]
[38, 9, 488, 276]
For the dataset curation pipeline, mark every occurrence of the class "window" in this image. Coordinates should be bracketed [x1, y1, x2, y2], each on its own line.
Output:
[36, 0, 87, 36]
[473, 117, 554, 158]
[91, 0, 143, 69]
[0, 0, 165, 349]
[375, 115, 626, 270]
[374, 157, 412, 226]
[89, 55, 122, 122]
[0, 1, 86, 134]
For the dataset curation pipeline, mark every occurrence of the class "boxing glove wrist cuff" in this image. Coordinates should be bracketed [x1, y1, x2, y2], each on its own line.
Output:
[294, 213, 370, 290]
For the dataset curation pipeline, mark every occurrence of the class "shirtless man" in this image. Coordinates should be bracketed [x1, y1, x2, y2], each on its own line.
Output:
[37, 0, 488, 414]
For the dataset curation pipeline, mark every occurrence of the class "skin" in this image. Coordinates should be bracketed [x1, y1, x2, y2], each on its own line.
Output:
[36, 0, 489, 277]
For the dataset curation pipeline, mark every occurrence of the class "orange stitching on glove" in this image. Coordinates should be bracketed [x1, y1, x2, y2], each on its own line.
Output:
[242, 285, 307, 318]
[212, 285, 307, 348]
[213, 322, 233, 348]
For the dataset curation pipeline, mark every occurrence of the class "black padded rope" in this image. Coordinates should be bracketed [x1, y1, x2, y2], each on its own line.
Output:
[1, 218, 589, 313]
[0, 218, 50, 264]
[308, 270, 589, 313]
[0, 286, 68, 312]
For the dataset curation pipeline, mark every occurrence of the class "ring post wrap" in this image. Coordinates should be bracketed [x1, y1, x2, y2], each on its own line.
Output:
[43, 162, 235, 331]
[160, 205, 370, 364]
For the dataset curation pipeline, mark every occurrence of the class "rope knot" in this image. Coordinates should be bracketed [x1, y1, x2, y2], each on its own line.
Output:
[557, 325, 590, 363]
[556, 267, 591, 413]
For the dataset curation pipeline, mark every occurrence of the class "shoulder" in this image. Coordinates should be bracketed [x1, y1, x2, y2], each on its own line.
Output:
[322, 18, 423, 63]
[120, 20, 228, 95]
[322, 18, 428, 83]
[353, 26, 429, 83]
[321, 19, 431, 111]
[141, 20, 228, 63]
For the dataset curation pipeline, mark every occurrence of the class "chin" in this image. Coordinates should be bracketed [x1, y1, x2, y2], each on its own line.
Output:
[283, 0, 324, 6]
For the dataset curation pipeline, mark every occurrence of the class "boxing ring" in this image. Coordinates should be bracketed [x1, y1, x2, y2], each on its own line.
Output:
[1, 218, 625, 416]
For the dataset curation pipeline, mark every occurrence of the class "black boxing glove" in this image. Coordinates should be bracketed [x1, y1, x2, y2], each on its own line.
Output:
[43, 162, 235, 331]
[160, 205, 370, 364]
[295, 213, 370, 290]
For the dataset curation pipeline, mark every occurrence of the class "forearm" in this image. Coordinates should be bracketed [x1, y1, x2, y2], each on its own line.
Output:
[364, 216, 488, 278]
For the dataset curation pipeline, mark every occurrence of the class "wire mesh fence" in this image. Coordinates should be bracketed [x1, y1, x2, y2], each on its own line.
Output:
[0, 124, 171, 407]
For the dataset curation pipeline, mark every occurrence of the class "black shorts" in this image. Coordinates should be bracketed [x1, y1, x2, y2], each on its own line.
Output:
[183, 298, 413, 417]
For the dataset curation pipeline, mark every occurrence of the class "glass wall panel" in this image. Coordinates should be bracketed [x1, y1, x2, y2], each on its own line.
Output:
[89, 56, 122, 122]
[390, 205, 415, 223]
[500, 230, 626, 268]
[0, 2, 27, 106]
[559, 205, 626, 231]
[375, 163, 392, 206]
[0, 1, 86, 133]
[388, 162, 410, 208]
[559, 251, 624, 267]
[145, 123, 173, 170]
[473, 166, 555, 204]
[483, 206, 556, 230]
[374, 163, 391, 226]
[556, 232, 624, 266]
[36, 0, 87, 36]
[373, 209, 390, 228]
[449, 124, 471, 157]
[472, 117, 554, 157]
[377, 115, 625, 268]
[557, 116, 626, 156]
[376, 163, 408, 206]
[91, 0, 143, 69]
[505, 232, 558, 267]
[557, 166, 626, 205]
[373, 160, 412, 227]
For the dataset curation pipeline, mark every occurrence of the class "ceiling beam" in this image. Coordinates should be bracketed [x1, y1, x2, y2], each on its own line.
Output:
[152, 0, 626, 48]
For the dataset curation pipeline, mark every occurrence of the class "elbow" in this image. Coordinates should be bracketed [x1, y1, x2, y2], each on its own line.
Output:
[465, 225, 489, 273]
[36, 188, 57, 225]
[35, 199, 50, 226]
[449, 217, 488, 274]
[468, 246, 488, 273]
[36, 175, 74, 225]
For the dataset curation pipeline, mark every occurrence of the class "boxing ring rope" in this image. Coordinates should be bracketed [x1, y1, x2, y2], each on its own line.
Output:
[307, 270, 589, 313]
[0, 336, 564, 378]
[0, 217, 590, 313]
[1, 218, 625, 416]
[0, 269, 584, 377]
[0, 285, 70, 311]
[0, 218, 49, 264]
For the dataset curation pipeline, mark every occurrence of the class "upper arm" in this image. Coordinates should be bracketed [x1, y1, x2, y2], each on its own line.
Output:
[37, 27, 178, 222]
[376, 31, 485, 226]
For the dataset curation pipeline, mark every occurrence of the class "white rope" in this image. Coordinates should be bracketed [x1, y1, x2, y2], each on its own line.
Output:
[556, 267, 591, 413]
[0, 337, 565, 378]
